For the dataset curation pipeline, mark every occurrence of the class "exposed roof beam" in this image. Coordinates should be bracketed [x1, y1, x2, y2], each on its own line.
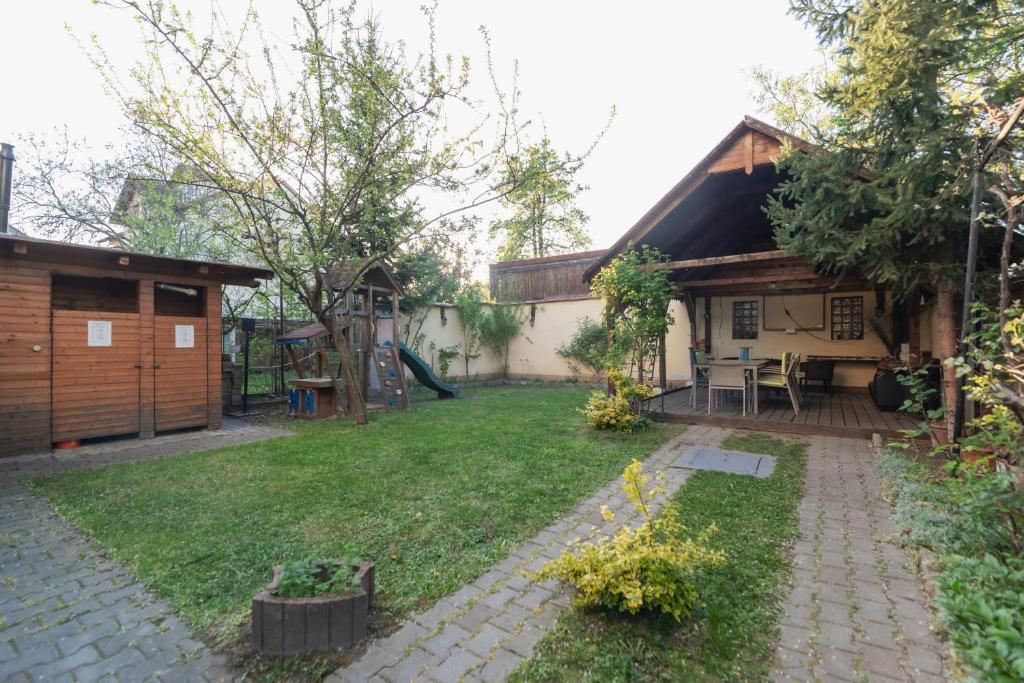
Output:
[654, 249, 789, 271]
[675, 270, 821, 289]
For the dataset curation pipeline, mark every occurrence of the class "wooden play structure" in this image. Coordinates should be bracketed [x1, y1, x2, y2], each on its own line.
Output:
[275, 264, 457, 420]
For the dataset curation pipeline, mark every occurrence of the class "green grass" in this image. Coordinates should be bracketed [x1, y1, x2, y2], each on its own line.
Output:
[27, 386, 680, 677]
[511, 433, 807, 683]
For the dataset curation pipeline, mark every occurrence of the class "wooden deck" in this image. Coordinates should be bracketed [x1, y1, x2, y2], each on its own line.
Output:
[651, 386, 917, 440]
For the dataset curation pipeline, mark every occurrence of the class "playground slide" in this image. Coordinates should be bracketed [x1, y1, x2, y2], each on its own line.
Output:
[397, 341, 459, 399]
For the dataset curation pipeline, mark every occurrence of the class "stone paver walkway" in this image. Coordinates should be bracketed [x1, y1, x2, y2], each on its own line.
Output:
[328, 425, 730, 683]
[770, 435, 948, 683]
[1, 420, 292, 682]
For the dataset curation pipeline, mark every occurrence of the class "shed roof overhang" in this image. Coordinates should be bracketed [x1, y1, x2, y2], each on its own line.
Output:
[0, 233, 274, 287]
[583, 116, 868, 295]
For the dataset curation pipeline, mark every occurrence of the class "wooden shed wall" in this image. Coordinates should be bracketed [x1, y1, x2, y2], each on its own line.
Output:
[0, 257, 226, 457]
[0, 265, 52, 456]
[489, 252, 602, 302]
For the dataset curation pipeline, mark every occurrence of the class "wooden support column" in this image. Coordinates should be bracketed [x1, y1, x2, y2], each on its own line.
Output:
[139, 280, 155, 439]
[206, 284, 223, 430]
[908, 294, 921, 364]
[703, 296, 712, 354]
[681, 293, 697, 348]
[392, 289, 409, 410]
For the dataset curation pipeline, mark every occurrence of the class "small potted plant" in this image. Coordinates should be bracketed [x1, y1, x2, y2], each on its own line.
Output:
[252, 551, 374, 656]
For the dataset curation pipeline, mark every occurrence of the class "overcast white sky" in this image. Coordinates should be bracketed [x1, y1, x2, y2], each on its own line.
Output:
[0, 1, 822, 272]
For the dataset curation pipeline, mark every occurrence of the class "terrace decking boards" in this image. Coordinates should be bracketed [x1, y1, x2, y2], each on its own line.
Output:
[653, 387, 917, 440]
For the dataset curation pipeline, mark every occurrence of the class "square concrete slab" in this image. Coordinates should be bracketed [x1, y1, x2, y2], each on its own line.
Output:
[670, 446, 776, 478]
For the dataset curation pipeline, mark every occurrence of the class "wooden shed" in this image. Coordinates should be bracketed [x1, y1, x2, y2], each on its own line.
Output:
[0, 233, 273, 457]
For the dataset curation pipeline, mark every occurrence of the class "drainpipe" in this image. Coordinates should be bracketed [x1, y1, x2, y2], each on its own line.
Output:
[0, 143, 14, 234]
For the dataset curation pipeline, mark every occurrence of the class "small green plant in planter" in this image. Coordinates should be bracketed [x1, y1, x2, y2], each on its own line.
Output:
[897, 367, 950, 455]
[253, 547, 375, 656]
[275, 558, 362, 598]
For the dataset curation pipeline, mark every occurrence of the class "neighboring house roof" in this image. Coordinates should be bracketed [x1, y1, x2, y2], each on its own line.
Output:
[0, 232, 274, 286]
[582, 116, 820, 282]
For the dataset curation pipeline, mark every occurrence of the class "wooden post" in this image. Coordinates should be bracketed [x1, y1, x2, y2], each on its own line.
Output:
[703, 296, 712, 354]
[681, 293, 697, 349]
[908, 295, 921, 364]
[139, 280, 155, 439]
[206, 285, 223, 430]
[392, 288, 409, 410]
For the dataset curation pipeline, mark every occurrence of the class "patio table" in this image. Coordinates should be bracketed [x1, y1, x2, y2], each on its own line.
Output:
[706, 359, 771, 416]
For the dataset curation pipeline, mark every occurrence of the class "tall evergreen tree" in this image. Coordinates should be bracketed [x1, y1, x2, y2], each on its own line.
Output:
[762, 0, 1024, 432]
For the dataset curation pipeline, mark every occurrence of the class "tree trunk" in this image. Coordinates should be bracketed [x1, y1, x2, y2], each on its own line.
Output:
[936, 279, 958, 436]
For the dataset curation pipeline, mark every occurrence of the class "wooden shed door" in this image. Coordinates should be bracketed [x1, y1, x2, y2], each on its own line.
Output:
[51, 310, 141, 442]
[154, 316, 208, 431]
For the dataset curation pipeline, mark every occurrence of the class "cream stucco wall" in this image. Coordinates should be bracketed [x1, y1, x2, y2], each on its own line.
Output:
[401, 298, 693, 385]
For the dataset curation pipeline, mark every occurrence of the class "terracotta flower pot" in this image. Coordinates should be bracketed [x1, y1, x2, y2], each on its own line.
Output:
[961, 446, 997, 471]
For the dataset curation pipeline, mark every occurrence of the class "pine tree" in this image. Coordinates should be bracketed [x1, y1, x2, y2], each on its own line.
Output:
[762, 0, 1024, 432]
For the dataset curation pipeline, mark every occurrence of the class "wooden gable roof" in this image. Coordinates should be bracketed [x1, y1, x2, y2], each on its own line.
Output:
[583, 116, 818, 282]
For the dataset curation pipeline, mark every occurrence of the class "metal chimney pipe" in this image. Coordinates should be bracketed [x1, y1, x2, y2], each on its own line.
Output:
[0, 143, 14, 234]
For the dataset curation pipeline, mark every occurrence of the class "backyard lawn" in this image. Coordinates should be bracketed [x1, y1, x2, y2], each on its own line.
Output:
[511, 433, 807, 683]
[27, 386, 681, 677]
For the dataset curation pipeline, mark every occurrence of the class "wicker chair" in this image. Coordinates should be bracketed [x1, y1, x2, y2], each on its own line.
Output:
[757, 351, 802, 415]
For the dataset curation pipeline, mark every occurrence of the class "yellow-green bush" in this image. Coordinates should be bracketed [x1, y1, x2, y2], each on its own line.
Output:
[579, 369, 655, 433]
[534, 461, 725, 621]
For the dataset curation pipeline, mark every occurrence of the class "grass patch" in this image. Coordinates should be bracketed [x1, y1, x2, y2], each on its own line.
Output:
[512, 433, 807, 682]
[27, 386, 679, 679]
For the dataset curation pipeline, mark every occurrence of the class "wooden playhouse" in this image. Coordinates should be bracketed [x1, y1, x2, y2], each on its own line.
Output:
[0, 233, 273, 457]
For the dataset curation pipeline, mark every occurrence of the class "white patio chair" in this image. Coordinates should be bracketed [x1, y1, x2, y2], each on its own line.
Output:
[707, 363, 754, 417]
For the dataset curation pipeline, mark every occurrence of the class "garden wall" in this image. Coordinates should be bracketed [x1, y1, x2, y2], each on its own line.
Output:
[401, 298, 693, 386]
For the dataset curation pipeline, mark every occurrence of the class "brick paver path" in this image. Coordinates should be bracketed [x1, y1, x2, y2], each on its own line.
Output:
[1, 420, 291, 682]
[328, 425, 730, 683]
[770, 435, 948, 683]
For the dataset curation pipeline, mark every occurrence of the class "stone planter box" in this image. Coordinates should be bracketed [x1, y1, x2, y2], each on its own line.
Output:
[252, 561, 374, 656]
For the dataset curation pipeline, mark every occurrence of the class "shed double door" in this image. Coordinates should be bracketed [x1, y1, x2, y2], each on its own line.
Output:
[50, 312, 209, 442]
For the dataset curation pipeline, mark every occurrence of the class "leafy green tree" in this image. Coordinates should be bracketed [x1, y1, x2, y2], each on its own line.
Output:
[479, 304, 524, 377]
[590, 245, 674, 385]
[391, 243, 468, 351]
[760, 0, 1024, 432]
[454, 284, 487, 378]
[86, 0, 532, 423]
[488, 129, 610, 262]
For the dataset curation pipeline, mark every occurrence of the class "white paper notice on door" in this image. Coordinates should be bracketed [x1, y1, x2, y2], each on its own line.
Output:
[87, 320, 112, 347]
[175, 324, 195, 348]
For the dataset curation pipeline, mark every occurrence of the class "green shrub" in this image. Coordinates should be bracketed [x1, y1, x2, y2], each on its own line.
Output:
[877, 447, 1024, 681]
[937, 554, 1024, 683]
[557, 317, 608, 379]
[579, 369, 654, 433]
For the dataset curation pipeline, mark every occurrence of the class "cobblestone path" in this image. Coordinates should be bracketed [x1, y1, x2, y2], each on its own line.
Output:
[328, 425, 730, 683]
[770, 435, 948, 683]
[1, 420, 291, 682]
